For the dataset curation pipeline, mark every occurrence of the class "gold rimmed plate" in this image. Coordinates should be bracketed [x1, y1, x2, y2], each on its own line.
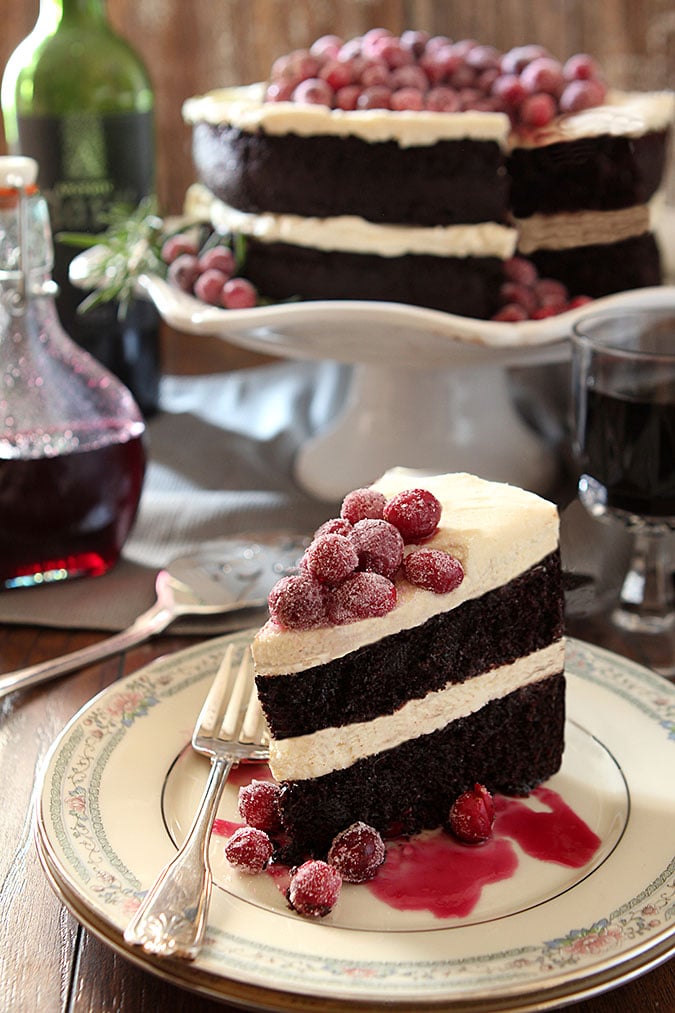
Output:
[35, 635, 675, 1011]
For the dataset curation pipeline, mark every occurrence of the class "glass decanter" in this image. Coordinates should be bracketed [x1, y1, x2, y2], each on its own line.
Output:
[0, 156, 146, 589]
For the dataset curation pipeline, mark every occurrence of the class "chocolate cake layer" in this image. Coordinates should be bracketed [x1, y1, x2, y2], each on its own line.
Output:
[508, 129, 670, 218]
[257, 551, 564, 739]
[278, 673, 566, 857]
[191, 123, 510, 226]
[528, 232, 661, 298]
[240, 238, 505, 318]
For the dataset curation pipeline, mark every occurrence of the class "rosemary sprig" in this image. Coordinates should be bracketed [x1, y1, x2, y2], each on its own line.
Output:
[58, 197, 173, 319]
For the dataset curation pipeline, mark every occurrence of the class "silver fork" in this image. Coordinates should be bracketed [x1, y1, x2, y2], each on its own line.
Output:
[123, 642, 269, 960]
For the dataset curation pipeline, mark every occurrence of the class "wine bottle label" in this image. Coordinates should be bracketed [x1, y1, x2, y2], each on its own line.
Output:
[16, 109, 154, 233]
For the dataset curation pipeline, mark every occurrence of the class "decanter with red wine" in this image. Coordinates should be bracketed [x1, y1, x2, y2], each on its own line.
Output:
[0, 156, 146, 589]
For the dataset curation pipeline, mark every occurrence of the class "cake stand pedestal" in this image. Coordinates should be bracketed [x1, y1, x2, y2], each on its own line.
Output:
[118, 276, 675, 502]
[294, 361, 557, 501]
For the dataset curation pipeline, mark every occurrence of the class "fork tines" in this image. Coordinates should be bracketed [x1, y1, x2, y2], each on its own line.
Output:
[193, 644, 268, 750]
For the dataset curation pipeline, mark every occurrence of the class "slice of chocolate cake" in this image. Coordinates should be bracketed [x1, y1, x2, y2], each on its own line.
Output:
[252, 470, 565, 857]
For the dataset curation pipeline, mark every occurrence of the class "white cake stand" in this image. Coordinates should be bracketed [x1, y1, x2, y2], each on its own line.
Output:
[133, 278, 675, 501]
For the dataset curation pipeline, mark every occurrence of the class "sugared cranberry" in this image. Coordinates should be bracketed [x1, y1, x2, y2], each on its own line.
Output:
[563, 53, 601, 82]
[492, 303, 529, 322]
[391, 87, 425, 111]
[310, 34, 343, 60]
[520, 57, 565, 98]
[350, 518, 404, 578]
[314, 516, 353, 539]
[500, 44, 549, 76]
[265, 80, 295, 102]
[161, 234, 198, 263]
[499, 281, 538, 316]
[319, 59, 354, 91]
[383, 488, 442, 543]
[194, 268, 228, 306]
[491, 73, 527, 109]
[222, 277, 258, 309]
[403, 549, 464, 593]
[267, 573, 327, 630]
[167, 253, 200, 293]
[531, 305, 561, 319]
[274, 49, 321, 83]
[400, 29, 430, 57]
[327, 571, 397, 624]
[287, 860, 342, 917]
[448, 783, 495, 844]
[224, 826, 273, 874]
[503, 256, 538, 286]
[559, 78, 606, 114]
[357, 85, 392, 109]
[238, 779, 282, 831]
[340, 488, 386, 524]
[292, 78, 333, 106]
[359, 62, 391, 88]
[465, 44, 501, 72]
[519, 91, 557, 127]
[198, 245, 235, 277]
[425, 86, 461, 112]
[335, 84, 361, 110]
[327, 822, 386, 882]
[390, 63, 428, 91]
[568, 294, 594, 309]
[303, 533, 359, 586]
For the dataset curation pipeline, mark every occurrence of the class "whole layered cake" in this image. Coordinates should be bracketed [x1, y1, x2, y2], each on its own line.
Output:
[251, 470, 566, 857]
[182, 29, 674, 319]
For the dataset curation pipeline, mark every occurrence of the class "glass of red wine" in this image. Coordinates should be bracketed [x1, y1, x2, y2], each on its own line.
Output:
[570, 306, 675, 676]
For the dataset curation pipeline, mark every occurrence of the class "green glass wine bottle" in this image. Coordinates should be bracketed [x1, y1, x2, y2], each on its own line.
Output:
[1, 0, 160, 416]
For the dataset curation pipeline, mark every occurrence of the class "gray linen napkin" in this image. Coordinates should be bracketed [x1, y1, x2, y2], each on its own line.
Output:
[0, 360, 348, 633]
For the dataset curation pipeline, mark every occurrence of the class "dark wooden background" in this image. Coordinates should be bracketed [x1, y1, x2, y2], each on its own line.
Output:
[1, 0, 674, 217]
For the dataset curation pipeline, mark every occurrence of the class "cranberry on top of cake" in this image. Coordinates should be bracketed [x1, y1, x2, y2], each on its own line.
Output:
[267, 483, 465, 632]
[264, 28, 608, 133]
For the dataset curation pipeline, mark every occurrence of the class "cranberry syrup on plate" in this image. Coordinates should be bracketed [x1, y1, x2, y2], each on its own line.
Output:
[214, 766, 601, 920]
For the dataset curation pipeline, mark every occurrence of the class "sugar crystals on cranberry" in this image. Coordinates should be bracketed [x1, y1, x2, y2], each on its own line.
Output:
[238, 779, 283, 832]
[287, 860, 342, 917]
[404, 548, 464, 593]
[448, 783, 496, 844]
[340, 487, 386, 524]
[327, 571, 397, 624]
[383, 488, 442, 542]
[267, 573, 327, 630]
[350, 518, 404, 578]
[303, 532, 359, 586]
[224, 826, 273, 874]
[327, 821, 386, 882]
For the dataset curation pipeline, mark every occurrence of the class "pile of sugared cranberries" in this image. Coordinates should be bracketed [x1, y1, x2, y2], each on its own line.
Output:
[266, 485, 465, 631]
[223, 779, 282, 875]
[265, 29, 607, 131]
[161, 233, 258, 310]
[491, 257, 592, 321]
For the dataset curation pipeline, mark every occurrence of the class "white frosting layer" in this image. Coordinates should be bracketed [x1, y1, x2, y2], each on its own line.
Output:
[512, 89, 674, 148]
[183, 83, 511, 146]
[183, 84, 672, 150]
[252, 470, 559, 676]
[185, 184, 517, 260]
[269, 641, 564, 781]
[515, 197, 662, 254]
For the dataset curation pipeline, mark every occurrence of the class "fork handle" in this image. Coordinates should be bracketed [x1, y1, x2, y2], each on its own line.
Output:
[124, 754, 232, 960]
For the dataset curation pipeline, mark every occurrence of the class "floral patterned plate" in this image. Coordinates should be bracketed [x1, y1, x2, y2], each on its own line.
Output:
[35, 634, 675, 1012]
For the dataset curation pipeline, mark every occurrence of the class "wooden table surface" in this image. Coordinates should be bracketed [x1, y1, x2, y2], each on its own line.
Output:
[0, 330, 672, 1013]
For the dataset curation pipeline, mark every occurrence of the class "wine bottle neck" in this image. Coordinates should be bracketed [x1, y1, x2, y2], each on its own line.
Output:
[41, 0, 108, 26]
